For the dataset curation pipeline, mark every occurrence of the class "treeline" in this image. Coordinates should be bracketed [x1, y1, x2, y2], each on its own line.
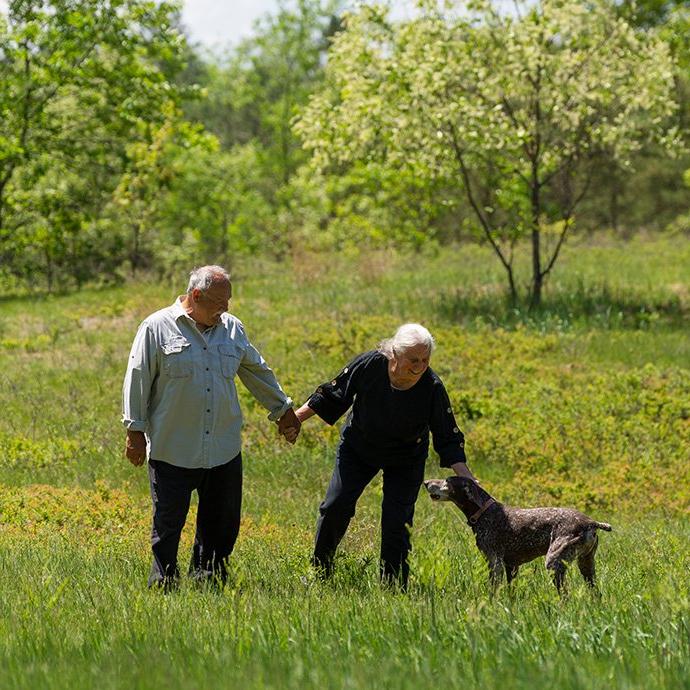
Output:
[0, 0, 688, 295]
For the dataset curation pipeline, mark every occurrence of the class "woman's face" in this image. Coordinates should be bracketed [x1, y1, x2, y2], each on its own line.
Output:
[389, 343, 431, 387]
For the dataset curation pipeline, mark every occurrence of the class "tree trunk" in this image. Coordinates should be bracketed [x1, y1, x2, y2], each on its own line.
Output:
[530, 225, 543, 309]
[505, 262, 518, 305]
[530, 158, 543, 310]
[131, 221, 140, 278]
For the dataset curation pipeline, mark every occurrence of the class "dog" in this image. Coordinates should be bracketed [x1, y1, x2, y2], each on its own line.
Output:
[424, 476, 612, 593]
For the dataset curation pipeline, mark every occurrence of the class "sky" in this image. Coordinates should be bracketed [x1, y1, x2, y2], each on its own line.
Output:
[180, 0, 280, 49]
[180, 0, 418, 50]
[0, 1, 430, 51]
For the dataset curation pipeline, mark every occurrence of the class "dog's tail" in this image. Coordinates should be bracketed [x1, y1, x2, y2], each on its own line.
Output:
[592, 521, 612, 532]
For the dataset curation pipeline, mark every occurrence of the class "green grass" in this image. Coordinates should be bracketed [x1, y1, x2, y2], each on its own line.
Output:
[0, 235, 688, 688]
[0, 519, 688, 690]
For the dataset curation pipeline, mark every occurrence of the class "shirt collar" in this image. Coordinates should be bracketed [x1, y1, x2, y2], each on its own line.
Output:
[171, 295, 193, 322]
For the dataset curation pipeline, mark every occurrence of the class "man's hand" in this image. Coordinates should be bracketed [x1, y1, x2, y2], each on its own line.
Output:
[277, 407, 301, 445]
[125, 430, 147, 466]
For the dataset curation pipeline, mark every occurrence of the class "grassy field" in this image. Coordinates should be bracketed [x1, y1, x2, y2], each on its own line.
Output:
[0, 235, 688, 689]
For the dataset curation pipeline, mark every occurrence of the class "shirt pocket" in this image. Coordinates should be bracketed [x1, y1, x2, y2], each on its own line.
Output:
[218, 344, 241, 377]
[161, 337, 192, 378]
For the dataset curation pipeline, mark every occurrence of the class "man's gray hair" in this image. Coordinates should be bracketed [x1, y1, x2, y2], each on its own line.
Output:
[379, 323, 435, 359]
[186, 265, 231, 293]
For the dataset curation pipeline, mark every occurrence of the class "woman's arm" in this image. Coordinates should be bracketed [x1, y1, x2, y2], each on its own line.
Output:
[429, 378, 478, 481]
[304, 351, 374, 425]
[451, 461, 477, 481]
[295, 403, 317, 424]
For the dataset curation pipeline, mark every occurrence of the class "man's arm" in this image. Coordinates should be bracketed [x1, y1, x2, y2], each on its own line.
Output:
[235, 332, 300, 443]
[122, 322, 156, 466]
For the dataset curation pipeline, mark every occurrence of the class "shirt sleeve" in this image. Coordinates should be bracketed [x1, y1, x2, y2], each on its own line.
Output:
[307, 351, 373, 425]
[236, 326, 292, 421]
[429, 379, 467, 468]
[122, 321, 158, 431]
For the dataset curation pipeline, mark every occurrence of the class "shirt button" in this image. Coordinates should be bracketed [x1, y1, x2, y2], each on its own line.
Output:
[331, 380, 337, 386]
[206, 409, 210, 413]
[343, 367, 348, 373]
[206, 388, 210, 392]
[203, 347, 207, 351]
[206, 367, 209, 371]
[453, 427, 459, 433]
[416, 438, 421, 443]
[447, 407, 452, 413]
[205, 431, 209, 434]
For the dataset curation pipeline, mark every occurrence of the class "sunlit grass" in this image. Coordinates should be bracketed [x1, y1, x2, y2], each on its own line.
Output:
[0, 516, 687, 690]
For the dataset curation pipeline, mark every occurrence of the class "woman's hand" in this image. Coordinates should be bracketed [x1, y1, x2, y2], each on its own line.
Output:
[451, 461, 478, 483]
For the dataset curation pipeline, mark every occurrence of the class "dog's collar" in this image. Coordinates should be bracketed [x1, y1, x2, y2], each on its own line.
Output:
[468, 498, 496, 525]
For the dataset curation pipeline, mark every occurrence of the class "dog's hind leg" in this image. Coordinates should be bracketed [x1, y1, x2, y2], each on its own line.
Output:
[546, 536, 582, 595]
[577, 535, 599, 590]
[546, 559, 567, 593]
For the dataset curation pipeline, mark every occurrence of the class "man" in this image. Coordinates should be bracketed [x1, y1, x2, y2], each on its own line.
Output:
[122, 265, 300, 589]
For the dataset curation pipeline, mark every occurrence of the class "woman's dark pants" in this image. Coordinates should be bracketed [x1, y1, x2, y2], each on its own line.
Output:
[313, 444, 425, 587]
[147, 454, 242, 589]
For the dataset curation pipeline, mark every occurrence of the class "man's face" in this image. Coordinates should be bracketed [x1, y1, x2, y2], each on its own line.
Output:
[193, 280, 231, 326]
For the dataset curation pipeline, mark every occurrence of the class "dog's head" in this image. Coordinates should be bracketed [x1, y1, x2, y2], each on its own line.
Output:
[424, 476, 492, 515]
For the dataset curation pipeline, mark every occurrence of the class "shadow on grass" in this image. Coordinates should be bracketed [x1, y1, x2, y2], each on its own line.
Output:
[431, 282, 688, 331]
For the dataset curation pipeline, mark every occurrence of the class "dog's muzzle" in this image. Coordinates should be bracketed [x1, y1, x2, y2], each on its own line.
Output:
[424, 479, 449, 501]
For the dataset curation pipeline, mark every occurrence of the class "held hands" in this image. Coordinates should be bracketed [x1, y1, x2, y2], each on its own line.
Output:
[125, 430, 147, 466]
[277, 407, 301, 444]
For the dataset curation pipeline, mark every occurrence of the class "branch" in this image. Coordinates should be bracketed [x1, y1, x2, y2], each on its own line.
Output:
[447, 122, 513, 273]
[541, 169, 593, 278]
[542, 22, 624, 123]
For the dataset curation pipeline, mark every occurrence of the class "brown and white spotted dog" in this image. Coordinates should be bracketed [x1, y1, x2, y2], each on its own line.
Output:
[424, 476, 612, 593]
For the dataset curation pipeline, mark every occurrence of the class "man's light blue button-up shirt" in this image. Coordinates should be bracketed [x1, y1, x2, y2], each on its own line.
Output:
[122, 298, 292, 468]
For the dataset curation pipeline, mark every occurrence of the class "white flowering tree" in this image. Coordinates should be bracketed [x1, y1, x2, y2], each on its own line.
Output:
[296, 0, 680, 306]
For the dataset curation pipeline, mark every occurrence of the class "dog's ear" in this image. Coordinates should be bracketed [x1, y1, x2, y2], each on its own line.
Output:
[456, 477, 482, 504]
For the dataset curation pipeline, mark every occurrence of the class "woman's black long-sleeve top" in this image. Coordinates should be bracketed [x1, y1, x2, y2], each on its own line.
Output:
[307, 350, 467, 468]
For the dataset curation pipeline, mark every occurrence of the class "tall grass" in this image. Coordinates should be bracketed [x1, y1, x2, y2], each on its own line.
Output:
[0, 518, 688, 690]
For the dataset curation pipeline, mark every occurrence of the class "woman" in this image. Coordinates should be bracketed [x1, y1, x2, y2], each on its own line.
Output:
[294, 323, 475, 586]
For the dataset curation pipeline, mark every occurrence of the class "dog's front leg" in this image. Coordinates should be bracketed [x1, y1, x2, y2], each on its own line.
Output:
[487, 556, 505, 593]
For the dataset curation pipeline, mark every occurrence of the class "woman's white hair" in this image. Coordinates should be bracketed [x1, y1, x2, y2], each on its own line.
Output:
[186, 265, 231, 293]
[379, 323, 435, 359]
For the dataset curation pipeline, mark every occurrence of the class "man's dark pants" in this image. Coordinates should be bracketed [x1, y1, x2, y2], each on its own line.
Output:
[148, 453, 242, 588]
[313, 443, 425, 586]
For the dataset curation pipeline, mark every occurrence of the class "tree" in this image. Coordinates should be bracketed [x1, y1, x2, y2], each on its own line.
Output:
[156, 142, 278, 267]
[183, 1, 343, 206]
[584, 1, 690, 235]
[0, 0, 189, 288]
[296, 0, 680, 306]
